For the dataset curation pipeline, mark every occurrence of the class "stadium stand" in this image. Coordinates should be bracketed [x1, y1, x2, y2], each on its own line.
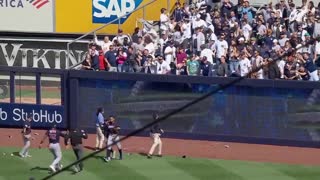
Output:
[79, 0, 320, 81]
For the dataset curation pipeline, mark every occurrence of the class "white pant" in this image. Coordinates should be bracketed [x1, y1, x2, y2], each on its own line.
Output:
[20, 134, 31, 156]
[107, 135, 122, 150]
[95, 127, 105, 149]
[309, 70, 319, 81]
[148, 133, 162, 155]
[49, 143, 62, 168]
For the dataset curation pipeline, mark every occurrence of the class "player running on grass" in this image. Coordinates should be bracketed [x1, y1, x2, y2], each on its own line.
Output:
[104, 116, 123, 162]
[147, 113, 164, 159]
[39, 124, 65, 172]
[19, 115, 32, 158]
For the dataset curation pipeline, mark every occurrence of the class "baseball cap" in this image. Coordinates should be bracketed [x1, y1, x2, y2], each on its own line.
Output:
[296, 44, 302, 48]
[238, 37, 245, 41]
[304, 32, 311, 36]
[156, 54, 164, 59]
[118, 29, 123, 33]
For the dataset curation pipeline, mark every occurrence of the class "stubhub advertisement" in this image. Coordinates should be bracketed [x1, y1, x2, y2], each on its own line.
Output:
[0, 103, 66, 128]
[92, 0, 143, 24]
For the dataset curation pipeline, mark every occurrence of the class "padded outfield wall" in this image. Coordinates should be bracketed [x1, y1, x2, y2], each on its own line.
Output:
[1, 67, 320, 147]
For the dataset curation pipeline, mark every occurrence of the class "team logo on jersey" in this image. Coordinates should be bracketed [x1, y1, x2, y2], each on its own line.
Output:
[92, 0, 143, 24]
[0, 0, 49, 9]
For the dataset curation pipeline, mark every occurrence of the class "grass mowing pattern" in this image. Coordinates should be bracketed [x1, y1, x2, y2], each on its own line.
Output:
[15, 89, 61, 99]
[0, 147, 320, 180]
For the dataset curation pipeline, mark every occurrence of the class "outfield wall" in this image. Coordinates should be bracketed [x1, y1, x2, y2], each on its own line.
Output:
[1, 66, 320, 147]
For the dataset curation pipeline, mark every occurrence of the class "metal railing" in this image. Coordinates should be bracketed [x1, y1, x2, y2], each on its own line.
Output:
[66, 0, 157, 69]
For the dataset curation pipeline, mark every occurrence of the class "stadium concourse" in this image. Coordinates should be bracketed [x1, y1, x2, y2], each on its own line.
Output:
[82, 0, 320, 81]
[1, 128, 320, 166]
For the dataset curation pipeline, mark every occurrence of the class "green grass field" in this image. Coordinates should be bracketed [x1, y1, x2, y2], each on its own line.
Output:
[15, 89, 61, 99]
[0, 148, 320, 180]
[0, 89, 61, 100]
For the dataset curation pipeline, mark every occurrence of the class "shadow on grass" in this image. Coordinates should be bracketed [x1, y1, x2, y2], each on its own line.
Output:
[138, 152, 148, 157]
[30, 166, 50, 172]
[92, 155, 108, 163]
[30, 166, 75, 174]
[12, 152, 21, 157]
[84, 146, 96, 151]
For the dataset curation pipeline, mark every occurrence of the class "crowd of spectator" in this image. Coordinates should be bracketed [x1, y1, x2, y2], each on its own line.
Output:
[82, 0, 320, 81]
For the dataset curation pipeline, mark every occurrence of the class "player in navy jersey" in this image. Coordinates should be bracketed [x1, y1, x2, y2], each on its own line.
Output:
[103, 117, 116, 159]
[147, 113, 164, 159]
[19, 115, 32, 158]
[39, 124, 66, 173]
[103, 116, 122, 162]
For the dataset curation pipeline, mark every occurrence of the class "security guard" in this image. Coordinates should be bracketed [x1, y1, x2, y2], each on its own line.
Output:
[64, 128, 88, 173]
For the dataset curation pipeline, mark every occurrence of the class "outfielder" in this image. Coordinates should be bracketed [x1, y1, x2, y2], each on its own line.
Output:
[147, 114, 164, 159]
[39, 125, 65, 172]
[104, 116, 123, 162]
[103, 117, 116, 159]
[19, 115, 32, 158]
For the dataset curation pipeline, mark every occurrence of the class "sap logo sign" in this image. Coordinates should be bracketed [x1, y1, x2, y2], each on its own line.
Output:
[92, 0, 143, 24]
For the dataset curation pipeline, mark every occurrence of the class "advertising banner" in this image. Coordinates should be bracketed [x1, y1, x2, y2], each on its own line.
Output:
[0, 0, 54, 32]
[55, 0, 174, 34]
[0, 103, 66, 128]
[0, 39, 88, 69]
[92, 0, 143, 24]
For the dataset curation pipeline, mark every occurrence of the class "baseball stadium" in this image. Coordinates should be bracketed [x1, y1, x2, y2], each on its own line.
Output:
[1, 0, 320, 180]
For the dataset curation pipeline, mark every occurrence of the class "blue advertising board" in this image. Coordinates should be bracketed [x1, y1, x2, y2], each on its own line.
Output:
[0, 103, 65, 128]
[92, 0, 143, 24]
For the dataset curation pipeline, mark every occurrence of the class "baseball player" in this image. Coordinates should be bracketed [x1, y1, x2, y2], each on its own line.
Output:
[19, 115, 32, 158]
[64, 128, 88, 173]
[95, 107, 105, 151]
[39, 124, 65, 172]
[103, 116, 122, 162]
[103, 117, 116, 159]
[147, 114, 164, 159]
